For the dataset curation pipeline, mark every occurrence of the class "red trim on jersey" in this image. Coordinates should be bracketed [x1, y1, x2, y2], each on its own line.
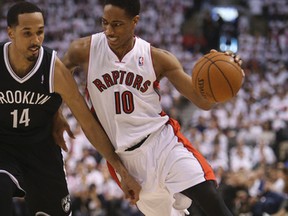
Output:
[161, 111, 216, 182]
[153, 80, 160, 89]
[153, 81, 161, 101]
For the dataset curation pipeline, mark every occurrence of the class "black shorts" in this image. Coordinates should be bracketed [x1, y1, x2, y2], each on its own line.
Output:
[0, 138, 71, 216]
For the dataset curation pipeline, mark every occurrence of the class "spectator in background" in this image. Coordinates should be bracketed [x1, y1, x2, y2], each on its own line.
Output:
[230, 139, 253, 172]
[252, 138, 277, 168]
[207, 137, 229, 172]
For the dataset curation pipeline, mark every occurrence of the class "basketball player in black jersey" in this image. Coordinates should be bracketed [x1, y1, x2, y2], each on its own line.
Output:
[0, 2, 141, 216]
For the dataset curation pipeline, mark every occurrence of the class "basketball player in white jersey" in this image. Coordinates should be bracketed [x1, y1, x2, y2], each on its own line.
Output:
[0, 2, 140, 215]
[62, 0, 242, 215]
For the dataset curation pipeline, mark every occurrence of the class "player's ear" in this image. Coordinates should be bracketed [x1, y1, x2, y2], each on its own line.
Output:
[7, 27, 14, 40]
[132, 15, 139, 26]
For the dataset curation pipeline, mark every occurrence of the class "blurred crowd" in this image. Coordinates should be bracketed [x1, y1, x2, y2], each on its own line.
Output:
[0, 0, 287, 215]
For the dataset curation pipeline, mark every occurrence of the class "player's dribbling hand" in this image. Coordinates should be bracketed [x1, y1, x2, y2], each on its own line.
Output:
[120, 173, 141, 205]
[52, 108, 75, 152]
[210, 49, 245, 77]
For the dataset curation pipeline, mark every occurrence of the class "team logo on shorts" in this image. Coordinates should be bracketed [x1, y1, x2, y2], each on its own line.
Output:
[61, 195, 71, 213]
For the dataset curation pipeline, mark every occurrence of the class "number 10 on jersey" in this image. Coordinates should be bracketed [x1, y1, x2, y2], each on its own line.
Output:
[114, 91, 134, 114]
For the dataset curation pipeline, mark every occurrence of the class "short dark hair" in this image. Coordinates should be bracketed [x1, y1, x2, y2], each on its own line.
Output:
[7, 1, 44, 27]
[104, 0, 140, 18]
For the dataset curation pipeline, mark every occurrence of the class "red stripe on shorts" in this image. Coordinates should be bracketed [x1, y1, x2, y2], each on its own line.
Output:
[166, 117, 216, 182]
[159, 111, 216, 182]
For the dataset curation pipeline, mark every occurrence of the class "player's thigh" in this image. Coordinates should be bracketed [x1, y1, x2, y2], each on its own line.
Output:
[0, 147, 26, 216]
[156, 124, 214, 194]
[23, 140, 71, 216]
[0, 173, 19, 216]
[0, 146, 25, 197]
[164, 141, 209, 194]
[24, 174, 71, 216]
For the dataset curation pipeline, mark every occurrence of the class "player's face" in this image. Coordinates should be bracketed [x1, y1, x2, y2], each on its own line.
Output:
[8, 12, 44, 62]
[102, 4, 139, 51]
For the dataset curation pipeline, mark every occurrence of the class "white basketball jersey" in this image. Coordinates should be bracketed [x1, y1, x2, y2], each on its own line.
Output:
[87, 32, 169, 152]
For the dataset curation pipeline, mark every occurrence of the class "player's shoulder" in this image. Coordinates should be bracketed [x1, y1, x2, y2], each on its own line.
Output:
[150, 46, 183, 78]
[67, 36, 92, 63]
[151, 46, 178, 64]
[69, 36, 91, 52]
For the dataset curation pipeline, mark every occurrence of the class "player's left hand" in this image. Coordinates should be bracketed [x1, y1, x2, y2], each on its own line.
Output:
[52, 108, 75, 152]
[120, 173, 141, 205]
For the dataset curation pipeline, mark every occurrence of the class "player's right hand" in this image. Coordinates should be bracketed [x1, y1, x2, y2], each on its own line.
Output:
[120, 173, 141, 205]
[52, 108, 75, 152]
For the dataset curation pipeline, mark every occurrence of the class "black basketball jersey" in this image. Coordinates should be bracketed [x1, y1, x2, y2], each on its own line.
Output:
[0, 42, 62, 144]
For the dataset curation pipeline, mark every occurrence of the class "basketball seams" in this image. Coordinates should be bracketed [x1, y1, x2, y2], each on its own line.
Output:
[193, 58, 210, 90]
[206, 55, 242, 101]
[207, 63, 217, 102]
[204, 53, 232, 102]
[211, 60, 238, 97]
[192, 52, 243, 103]
[193, 53, 226, 101]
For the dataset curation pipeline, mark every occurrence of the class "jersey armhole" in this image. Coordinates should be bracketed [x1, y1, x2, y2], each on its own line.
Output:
[49, 50, 57, 93]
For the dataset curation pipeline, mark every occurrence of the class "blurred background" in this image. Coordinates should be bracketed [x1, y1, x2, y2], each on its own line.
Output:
[0, 0, 287, 215]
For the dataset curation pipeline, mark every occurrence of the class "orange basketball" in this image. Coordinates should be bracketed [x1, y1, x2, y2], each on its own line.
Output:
[192, 51, 244, 103]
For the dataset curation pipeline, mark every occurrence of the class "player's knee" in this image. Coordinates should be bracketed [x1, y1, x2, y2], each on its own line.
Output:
[181, 180, 218, 199]
[181, 180, 233, 216]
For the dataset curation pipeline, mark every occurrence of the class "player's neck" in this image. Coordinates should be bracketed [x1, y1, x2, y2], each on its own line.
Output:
[114, 37, 135, 61]
[8, 45, 36, 78]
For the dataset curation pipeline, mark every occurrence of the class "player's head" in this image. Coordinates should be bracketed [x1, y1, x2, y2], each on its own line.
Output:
[7, 1, 45, 62]
[104, 0, 140, 18]
[7, 1, 44, 27]
[102, 0, 140, 50]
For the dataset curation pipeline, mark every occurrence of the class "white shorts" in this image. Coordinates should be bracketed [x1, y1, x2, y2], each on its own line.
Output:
[117, 119, 215, 216]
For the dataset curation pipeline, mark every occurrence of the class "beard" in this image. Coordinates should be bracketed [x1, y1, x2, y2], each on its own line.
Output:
[27, 45, 40, 62]
[27, 55, 38, 62]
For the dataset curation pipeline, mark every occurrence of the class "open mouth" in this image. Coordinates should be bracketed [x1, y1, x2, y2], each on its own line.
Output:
[29, 46, 40, 54]
[107, 36, 118, 45]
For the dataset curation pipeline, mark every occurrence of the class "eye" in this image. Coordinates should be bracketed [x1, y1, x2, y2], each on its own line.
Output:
[101, 19, 108, 26]
[23, 31, 32, 37]
[37, 30, 44, 36]
[111, 22, 122, 28]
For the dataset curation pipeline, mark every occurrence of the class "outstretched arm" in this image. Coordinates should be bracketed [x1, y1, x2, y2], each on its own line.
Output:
[152, 48, 243, 110]
[54, 57, 141, 204]
[152, 47, 216, 110]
